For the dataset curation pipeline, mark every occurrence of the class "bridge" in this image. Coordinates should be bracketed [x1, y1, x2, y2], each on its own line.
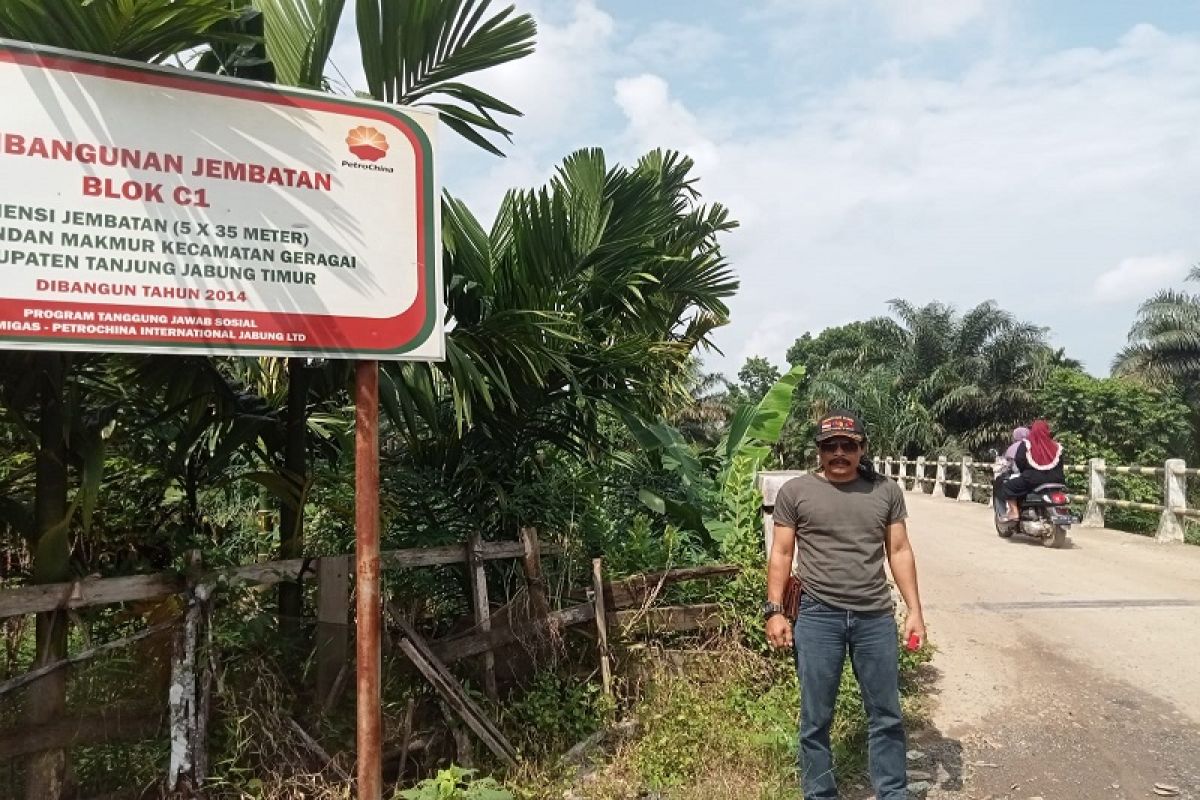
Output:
[881, 454, 1198, 543]
[758, 470, 1200, 800]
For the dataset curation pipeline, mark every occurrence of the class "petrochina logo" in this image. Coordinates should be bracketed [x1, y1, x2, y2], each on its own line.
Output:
[346, 126, 388, 162]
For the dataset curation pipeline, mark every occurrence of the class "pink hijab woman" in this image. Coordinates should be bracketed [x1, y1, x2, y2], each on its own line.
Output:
[1001, 420, 1065, 520]
[1025, 420, 1063, 469]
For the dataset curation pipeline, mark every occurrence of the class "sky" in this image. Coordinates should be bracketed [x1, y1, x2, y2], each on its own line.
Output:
[329, 0, 1200, 378]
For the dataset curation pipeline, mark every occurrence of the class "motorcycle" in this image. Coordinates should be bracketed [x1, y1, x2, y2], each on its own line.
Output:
[988, 449, 1072, 548]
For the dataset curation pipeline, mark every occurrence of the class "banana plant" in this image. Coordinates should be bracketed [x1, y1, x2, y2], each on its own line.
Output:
[634, 365, 805, 544]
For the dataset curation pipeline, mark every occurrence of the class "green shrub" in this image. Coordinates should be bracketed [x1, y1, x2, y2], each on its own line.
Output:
[501, 671, 612, 758]
[397, 766, 513, 800]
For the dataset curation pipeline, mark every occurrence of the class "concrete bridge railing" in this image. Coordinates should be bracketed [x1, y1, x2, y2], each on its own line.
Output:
[880, 455, 1197, 544]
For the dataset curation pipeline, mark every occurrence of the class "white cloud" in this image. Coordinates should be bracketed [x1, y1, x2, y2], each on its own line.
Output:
[1091, 253, 1191, 304]
[323, 5, 1200, 378]
[610, 24, 1200, 375]
[752, 0, 1006, 45]
[877, 0, 995, 41]
[735, 312, 796, 368]
[625, 21, 726, 73]
[613, 74, 721, 170]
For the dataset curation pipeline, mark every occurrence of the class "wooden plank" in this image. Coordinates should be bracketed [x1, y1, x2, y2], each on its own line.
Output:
[591, 559, 613, 697]
[519, 526, 550, 622]
[466, 534, 497, 700]
[432, 600, 728, 663]
[397, 698, 416, 779]
[431, 603, 596, 664]
[614, 603, 725, 635]
[439, 700, 474, 768]
[381, 541, 561, 569]
[0, 706, 163, 759]
[573, 564, 741, 611]
[221, 558, 311, 587]
[315, 556, 350, 705]
[0, 541, 564, 619]
[0, 573, 182, 619]
[394, 618, 517, 767]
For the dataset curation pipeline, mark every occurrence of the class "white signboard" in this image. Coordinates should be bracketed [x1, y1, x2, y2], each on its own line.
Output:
[0, 39, 442, 359]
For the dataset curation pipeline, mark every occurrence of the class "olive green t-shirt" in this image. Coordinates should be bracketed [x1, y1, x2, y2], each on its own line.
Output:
[772, 473, 907, 612]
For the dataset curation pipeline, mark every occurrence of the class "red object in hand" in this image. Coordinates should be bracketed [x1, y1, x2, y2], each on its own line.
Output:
[906, 633, 921, 651]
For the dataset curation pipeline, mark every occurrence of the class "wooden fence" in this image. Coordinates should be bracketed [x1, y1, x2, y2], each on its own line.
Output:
[0, 532, 734, 791]
[0, 535, 561, 789]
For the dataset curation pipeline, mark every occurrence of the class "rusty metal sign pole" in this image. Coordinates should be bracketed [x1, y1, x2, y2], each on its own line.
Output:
[355, 360, 382, 799]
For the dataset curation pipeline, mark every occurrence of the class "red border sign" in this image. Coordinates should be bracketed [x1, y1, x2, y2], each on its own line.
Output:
[0, 40, 442, 360]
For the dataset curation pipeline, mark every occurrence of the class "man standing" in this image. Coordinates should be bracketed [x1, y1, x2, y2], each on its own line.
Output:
[763, 411, 925, 800]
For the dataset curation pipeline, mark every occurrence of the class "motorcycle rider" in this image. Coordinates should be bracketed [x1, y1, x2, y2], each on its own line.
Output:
[1002, 426, 1029, 472]
[1000, 420, 1066, 521]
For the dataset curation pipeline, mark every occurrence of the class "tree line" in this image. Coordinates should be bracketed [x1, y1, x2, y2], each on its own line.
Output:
[712, 290, 1200, 534]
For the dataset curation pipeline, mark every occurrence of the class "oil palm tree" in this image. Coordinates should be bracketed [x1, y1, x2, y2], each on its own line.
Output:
[1114, 266, 1200, 385]
[854, 300, 1051, 450]
[807, 366, 950, 459]
[670, 359, 734, 447]
[1114, 265, 1200, 458]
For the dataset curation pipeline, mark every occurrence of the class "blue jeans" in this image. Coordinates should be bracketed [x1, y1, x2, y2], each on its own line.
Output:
[793, 593, 906, 800]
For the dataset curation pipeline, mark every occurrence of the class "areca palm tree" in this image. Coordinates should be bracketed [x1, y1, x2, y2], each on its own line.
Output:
[379, 148, 739, 534]
[212, 0, 537, 628]
[0, 7, 254, 797]
[0, 0, 241, 61]
[247, 0, 537, 151]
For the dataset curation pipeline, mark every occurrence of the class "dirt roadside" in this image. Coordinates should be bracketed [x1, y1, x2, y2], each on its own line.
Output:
[897, 495, 1200, 800]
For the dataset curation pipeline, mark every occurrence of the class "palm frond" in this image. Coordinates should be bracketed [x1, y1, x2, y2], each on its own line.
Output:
[0, 0, 242, 62]
[357, 0, 536, 155]
[256, 0, 346, 87]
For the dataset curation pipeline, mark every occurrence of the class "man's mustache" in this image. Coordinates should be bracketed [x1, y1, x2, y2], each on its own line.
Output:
[829, 457, 852, 466]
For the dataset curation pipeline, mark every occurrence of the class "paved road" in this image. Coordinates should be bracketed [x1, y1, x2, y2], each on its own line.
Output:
[902, 493, 1200, 800]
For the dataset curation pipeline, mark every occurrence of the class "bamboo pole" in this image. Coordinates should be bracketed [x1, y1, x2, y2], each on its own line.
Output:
[591, 559, 613, 697]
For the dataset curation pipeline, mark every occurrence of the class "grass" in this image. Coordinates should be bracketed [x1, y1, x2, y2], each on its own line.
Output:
[509, 630, 933, 800]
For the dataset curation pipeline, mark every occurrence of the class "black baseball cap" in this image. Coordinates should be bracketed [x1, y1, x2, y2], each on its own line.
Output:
[814, 410, 866, 443]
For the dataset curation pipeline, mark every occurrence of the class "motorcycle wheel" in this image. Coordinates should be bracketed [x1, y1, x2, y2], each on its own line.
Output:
[994, 516, 1014, 538]
[1043, 525, 1067, 548]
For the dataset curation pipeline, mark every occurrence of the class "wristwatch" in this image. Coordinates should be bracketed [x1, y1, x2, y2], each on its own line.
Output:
[762, 601, 784, 620]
